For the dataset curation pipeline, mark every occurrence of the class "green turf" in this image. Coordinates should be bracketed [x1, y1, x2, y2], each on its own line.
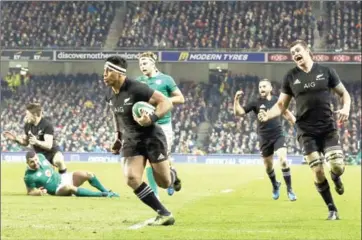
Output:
[1, 163, 361, 240]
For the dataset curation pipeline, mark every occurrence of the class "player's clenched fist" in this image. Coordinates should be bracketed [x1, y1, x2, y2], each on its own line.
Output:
[111, 139, 122, 155]
[258, 111, 269, 122]
[234, 90, 244, 100]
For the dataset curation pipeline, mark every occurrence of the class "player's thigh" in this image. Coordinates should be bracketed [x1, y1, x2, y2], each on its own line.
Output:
[298, 133, 322, 156]
[122, 155, 147, 180]
[56, 184, 75, 196]
[72, 171, 91, 187]
[262, 154, 274, 167]
[260, 138, 274, 159]
[146, 136, 170, 179]
[159, 123, 173, 154]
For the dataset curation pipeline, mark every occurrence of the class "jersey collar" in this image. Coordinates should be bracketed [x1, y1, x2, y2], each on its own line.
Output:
[148, 71, 161, 79]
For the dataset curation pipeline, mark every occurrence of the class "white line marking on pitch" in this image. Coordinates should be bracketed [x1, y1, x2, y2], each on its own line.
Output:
[128, 217, 156, 230]
[220, 189, 234, 193]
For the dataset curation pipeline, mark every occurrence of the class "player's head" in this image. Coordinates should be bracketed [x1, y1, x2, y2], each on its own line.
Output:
[26, 150, 39, 170]
[258, 79, 272, 98]
[25, 103, 42, 124]
[139, 52, 158, 77]
[289, 40, 313, 67]
[103, 56, 128, 87]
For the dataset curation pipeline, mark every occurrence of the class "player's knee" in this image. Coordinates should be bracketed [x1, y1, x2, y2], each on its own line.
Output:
[263, 156, 273, 171]
[310, 159, 325, 181]
[325, 151, 345, 175]
[86, 172, 94, 180]
[279, 157, 288, 169]
[126, 175, 142, 189]
[157, 178, 171, 189]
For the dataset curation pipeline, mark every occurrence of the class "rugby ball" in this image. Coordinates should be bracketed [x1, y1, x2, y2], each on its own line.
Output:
[132, 101, 155, 118]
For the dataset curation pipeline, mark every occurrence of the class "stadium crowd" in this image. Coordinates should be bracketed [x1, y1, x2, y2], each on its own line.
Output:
[0, 1, 116, 48]
[1, 1, 360, 50]
[1, 73, 360, 157]
[325, 1, 362, 51]
[118, 1, 315, 49]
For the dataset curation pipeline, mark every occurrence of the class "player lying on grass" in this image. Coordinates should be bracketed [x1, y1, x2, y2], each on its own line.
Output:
[24, 150, 119, 197]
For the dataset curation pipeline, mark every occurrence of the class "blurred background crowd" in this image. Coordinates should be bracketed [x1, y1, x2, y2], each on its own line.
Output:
[1, 1, 361, 50]
[1, 73, 360, 162]
[1, 1, 361, 164]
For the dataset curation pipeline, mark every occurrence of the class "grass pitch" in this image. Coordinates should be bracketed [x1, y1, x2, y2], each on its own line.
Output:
[1, 163, 361, 240]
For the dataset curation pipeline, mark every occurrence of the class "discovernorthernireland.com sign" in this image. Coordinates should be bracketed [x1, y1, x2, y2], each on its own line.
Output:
[1, 152, 304, 165]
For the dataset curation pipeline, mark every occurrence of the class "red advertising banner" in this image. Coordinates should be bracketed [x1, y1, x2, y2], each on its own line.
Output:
[268, 52, 361, 63]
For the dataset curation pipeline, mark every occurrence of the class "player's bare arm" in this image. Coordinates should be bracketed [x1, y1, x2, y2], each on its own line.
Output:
[170, 89, 185, 104]
[150, 90, 173, 117]
[332, 83, 351, 122]
[29, 133, 53, 150]
[3, 132, 29, 146]
[282, 109, 296, 126]
[233, 90, 246, 116]
[111, 112, 122, 155]
[27, 187, 47, 196]
[259, 93, 292, 122]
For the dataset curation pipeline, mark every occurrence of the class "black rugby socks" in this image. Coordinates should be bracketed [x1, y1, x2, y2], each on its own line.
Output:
[282, 167, 292, 190]
[134, 182, 170, 216]
[267, 169, 278, 187]
[315, 179, 337, 211]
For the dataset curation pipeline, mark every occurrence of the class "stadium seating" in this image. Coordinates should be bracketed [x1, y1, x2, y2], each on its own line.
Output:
[1, 73, 360, 156]
[325, 1, 362, 50]
[0, 2, 116, 48]
[2, 1, 361, 50]
[118, 1, 315, 49]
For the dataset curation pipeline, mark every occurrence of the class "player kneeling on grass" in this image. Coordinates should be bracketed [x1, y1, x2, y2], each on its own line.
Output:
[24, 150, 119, 198]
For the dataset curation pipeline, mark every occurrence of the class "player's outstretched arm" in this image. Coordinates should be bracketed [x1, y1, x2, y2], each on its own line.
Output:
[3, 132, 29, 146]
[259, 93, 292, 122]
[282, 109, 296, 126]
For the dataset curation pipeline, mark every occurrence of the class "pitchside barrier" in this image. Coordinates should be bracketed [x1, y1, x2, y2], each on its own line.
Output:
[1, 152, 304, 165]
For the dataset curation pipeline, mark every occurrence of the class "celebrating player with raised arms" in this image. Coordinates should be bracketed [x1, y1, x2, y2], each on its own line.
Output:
[234, 79, 297, 201]
[258, 40, 351, 220]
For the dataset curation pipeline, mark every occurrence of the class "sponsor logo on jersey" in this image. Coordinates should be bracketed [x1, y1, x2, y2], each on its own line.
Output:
[294, 79, 301, 84]
[304, 82, 316, 89]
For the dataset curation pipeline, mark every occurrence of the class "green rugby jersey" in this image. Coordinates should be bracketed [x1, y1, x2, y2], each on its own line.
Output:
[137, 73, 178, 124]
[24, 154, 61, 195]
